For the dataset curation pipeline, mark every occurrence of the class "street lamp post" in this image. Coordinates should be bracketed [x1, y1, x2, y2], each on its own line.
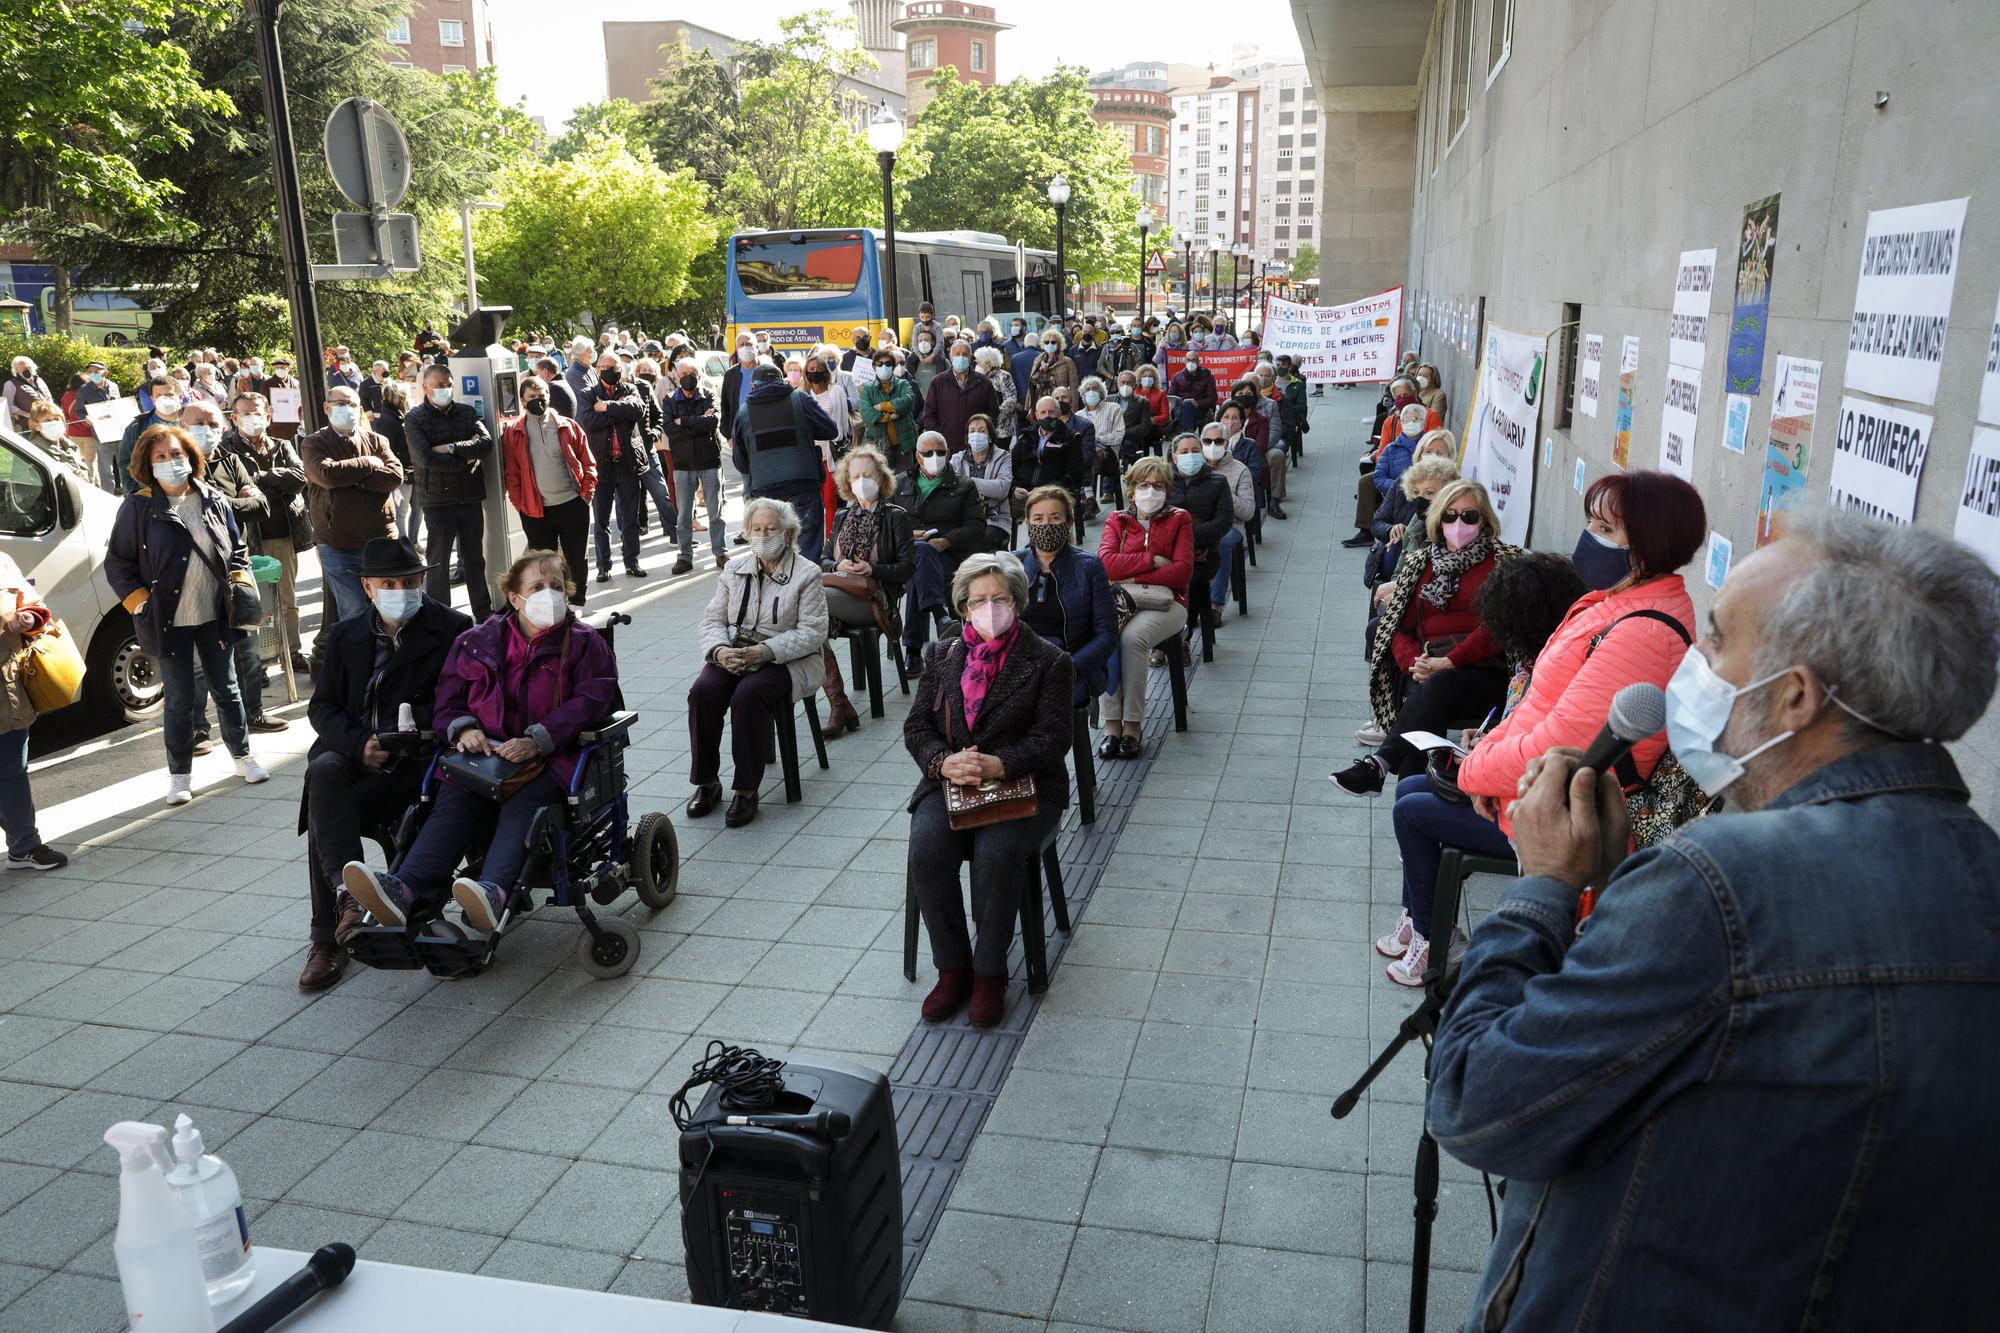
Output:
[1208, 251, 1219, 321]
[1047, 174, 1071, 322]
[248, 0, 326, 433]
[1135, 204, 1152, 328]
[1182, 238, 1193, 316]
[868, 103, 906, 343]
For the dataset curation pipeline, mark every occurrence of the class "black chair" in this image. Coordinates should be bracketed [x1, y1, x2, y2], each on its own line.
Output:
[1071, 705, 1096, 825]
[1429, 848, 1520, 979]
[902, 822, 1070, 994]
[1165, 633, 1189, 731]
[761, 693, 829, 804]
[1184, 574, 1217, 664]
[1230, 536, 1249, 617]
[831, 620, 910, 720]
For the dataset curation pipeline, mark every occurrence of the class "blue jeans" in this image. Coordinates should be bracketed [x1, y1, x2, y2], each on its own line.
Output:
[1209, 527, 1243, 605]
[640, 451, 677, 539]
[792, 488, 825, 565]
[1391, 774, 1512, 936]
[317, 544, 368, 623]
[395, 769, 565, 903]
[1174, 399, 1205, 433]
[0, 727, 41, 856]
[159, 622, 249, 774]
[676, 469, 726, 562]
[192, 635, 264, 729]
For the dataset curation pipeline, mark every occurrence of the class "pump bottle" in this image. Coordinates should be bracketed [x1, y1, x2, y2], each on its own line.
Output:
[167, 1113, 254, 1303]
[103, 1121, 214, 1333]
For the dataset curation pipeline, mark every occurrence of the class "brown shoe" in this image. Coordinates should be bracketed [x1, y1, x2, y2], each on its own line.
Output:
[332, 897, 366, 947]
[297, 942, 348, 992]
[968, 972, 1008, 1027]
[922, 967, 973, 1023]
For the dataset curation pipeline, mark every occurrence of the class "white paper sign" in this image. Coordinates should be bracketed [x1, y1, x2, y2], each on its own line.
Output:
[1980, 291, 2000, 426]
[1722, 393, 1752, 454]
[1845, 197, 1968, 406]
[1577, 334, 1603, 418]
[1955, 427, 2000, 575]
[1670, 248, 1718, 370]
[1829, 395, 1933, 525]
[1620, 336, 1640, 375]
[83, 397, 140, 445]
[1659, 362, 1702, 481]
[1463, 322, 1545, 545]
[1264, 288, 1404, 384]
[1704, 531, 1733, 590]
[270, 386, 302, 424]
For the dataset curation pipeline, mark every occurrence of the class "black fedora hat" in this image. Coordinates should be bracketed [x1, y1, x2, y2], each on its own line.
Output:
[358, 536, 431, 579]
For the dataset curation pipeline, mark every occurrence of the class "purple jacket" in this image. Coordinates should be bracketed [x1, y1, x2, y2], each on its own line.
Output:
[433, 613, 619, 789]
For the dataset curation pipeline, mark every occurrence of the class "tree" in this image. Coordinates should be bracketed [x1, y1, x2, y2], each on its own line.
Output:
[1290, 243, 1320, 283]
[900, 68, 1137, 286]
[548, 99, 642, 162]
[474, 143, 716, 336]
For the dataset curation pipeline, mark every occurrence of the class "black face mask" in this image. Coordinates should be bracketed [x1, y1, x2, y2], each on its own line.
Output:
[680, 375, 698, 390]
[807, 370, 829, 384]
[1571, 528, 1634, 591]
[524, 399, 547, 416]
[599, 370, 621, 387]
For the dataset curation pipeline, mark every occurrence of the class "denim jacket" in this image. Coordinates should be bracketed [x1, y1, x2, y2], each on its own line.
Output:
[1429, 741, 2000, 1331]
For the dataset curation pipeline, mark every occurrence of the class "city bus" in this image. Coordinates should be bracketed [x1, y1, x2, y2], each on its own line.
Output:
[724, 227, 1066, 352]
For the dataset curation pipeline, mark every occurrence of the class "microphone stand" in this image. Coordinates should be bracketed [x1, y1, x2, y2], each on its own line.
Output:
[1331, 848, 1475, 1333]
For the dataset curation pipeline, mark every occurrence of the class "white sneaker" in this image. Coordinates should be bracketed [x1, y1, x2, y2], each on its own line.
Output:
[165, 773, 193, 806]
[1374, 909, 1414, 959]
[1385, 934, 1430, 987]
[234, 755, 270, 785]
[1355, 722, 1387, 746]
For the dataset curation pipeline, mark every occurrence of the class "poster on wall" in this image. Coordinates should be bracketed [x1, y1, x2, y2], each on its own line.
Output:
[1704, 531, 1733, 590]
[1756, 356, 1820, 547]
[1659, 362, 1702, 481]
[1723, 393, 1752, 454]
[1727, 194, 1780, 393]
[1463, 322, 1546, 546]
[1845, 196, 1969, 406]
[1264, 288, 1404, 384]
[1613, 336, 1639, 468]
[1670, 247, 1718, 370]
[1577, 333, 1603, 418]
[1981, 291, 2000, 426]
[1955, 428, 2000, 575]
[1828, 394, 1933, 525]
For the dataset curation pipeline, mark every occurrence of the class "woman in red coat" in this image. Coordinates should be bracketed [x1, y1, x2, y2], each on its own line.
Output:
[1095, 455, 1193, 758]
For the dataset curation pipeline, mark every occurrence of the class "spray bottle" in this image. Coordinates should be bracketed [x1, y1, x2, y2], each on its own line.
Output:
[103, 1121, 214, 1333]
[167, 1113, 254, 1303]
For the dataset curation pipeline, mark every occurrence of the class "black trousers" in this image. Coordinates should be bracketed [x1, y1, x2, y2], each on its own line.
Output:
[909, 789, 1064, 976]
[305, 751, 425, 944]
[424, 501, 493, 619]
[687, 660, 792, 793]
[521, 497, 591, 606]
[1378, 665, 1511, 778]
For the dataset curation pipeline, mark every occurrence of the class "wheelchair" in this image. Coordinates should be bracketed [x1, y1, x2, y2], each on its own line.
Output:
[343, 613, 679, 981]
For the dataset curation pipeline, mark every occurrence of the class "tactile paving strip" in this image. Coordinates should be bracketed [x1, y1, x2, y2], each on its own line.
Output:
[889, 650, 1202, 1271]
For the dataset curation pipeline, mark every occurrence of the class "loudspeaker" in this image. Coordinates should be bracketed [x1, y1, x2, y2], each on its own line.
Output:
[678, 1053, 901, 1329]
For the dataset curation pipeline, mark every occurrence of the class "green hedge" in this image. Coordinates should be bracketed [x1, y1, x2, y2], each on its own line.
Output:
[0, 333, 151, 392]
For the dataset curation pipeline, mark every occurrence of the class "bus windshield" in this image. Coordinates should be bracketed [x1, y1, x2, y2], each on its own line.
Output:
[734, 234, 866, 300]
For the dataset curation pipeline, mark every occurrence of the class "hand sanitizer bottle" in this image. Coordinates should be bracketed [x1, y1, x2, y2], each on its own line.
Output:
[166, 1113, 254, 1303]
[103, 1121, 214, 1333]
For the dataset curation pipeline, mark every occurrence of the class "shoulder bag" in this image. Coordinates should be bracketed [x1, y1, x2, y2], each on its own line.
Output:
[1584, 609, 1717, 844]
[442, 624, 569, 801]
[939, 652, 1037, 830]
[19, 618, 86, 714]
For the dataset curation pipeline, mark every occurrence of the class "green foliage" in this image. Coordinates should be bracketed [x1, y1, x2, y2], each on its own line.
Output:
[1290, 243, 1320, 282]
[474, 143, 716, 335]
[0, 333, 149, 392]
[549, 100, 643, 161]
[900, 67, 1138, 288]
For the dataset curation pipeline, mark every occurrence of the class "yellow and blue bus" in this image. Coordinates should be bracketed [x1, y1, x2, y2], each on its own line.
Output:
[725, 227, 1064, 353]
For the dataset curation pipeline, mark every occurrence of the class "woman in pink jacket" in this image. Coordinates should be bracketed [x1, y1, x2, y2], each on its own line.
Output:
[1375, 470, 1706, 985]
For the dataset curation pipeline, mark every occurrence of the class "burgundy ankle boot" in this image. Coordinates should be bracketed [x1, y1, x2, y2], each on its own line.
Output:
[922, 968, 973, 1022]
[968, 973, 1008, 1028]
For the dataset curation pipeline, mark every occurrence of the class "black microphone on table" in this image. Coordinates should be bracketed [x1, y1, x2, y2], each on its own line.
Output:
[1577, 682, 1668, 779]
[723, 1110, 852, 1137]
[219, 1243, 355, 1333]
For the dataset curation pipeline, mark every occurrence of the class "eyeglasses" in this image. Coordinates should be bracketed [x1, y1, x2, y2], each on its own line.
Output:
[1438, 508, 1483, 525]
[964, 595, 1015, 612]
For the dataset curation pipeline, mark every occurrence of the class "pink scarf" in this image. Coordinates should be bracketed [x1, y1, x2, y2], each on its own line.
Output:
[959, 619, 1018, 729]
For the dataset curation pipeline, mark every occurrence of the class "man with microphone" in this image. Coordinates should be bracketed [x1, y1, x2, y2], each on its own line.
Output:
[1427, 512, 2000, 1329]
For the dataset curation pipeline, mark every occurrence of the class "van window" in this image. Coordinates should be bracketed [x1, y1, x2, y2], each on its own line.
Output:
[0, 442, 55, 536]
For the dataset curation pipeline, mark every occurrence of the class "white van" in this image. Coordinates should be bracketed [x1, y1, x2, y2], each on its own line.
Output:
[0, 425, 161, 727]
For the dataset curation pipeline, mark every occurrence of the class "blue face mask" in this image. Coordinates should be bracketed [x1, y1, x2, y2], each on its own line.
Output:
[1571, 526, 1632, 591]
[153, 458, 193, 488]
[951, 355, 970, 373]
[328, 404, 359, 431]
[1175, 452, 1204, 475]
[874, 364, 893, 382]
[188, 424, 221, 449]
[372, 587, 423, 622]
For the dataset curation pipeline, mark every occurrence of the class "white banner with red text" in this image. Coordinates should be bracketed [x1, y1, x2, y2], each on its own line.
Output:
[1263, 288, 1404, 384]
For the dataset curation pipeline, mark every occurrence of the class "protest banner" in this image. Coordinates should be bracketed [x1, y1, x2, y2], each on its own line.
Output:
[1756, 356, 1820, 547]
[1845, 197, 1968, 406]
[1727, 195, 1780, 393]
[1461, 322, 1545, 545]
[1828, 395, 1932, 526]
[1179, 348, 1260, 386]
[1981, 290, 2000, 426]
[1264, 288, 1404, 383]
[1659, 361, 1701, 481]
[1577, 334, 1602, 418]
[1954, 427, 2000, 575]
[1670, 247, 1718, 370]
[1613, 336, 1639, 468]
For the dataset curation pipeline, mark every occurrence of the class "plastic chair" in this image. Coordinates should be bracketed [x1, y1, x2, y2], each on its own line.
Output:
[902, 822, 1070, 994]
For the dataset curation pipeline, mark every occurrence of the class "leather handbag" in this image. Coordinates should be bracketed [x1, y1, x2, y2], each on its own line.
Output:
[821, 570, 894, 635]
[20, 618, 85, 714]
[941, 669, 1036, 830]
[441, 625, 569, 801]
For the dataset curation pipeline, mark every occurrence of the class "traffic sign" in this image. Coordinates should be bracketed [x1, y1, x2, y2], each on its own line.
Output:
[323, 97, 412, 210]
[330, 212, 421, 271]
[1144, 248, 1168, 274]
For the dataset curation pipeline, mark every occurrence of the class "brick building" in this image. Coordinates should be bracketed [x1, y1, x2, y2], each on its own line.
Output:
[892, 1, 1010, 119]
[382, 0, 492, 76]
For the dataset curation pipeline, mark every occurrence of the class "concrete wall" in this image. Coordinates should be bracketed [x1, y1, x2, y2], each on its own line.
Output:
[1315, 87, 1417, 302]
[1406, 0, 2000, 811]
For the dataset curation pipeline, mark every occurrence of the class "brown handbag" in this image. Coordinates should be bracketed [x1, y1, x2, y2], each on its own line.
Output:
[940, 655, 1037, 830]
[821, 570, 894, 635]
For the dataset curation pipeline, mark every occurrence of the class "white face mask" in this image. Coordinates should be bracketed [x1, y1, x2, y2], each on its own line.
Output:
[1201, 441, 1226, 463]
[429, 386, 453, 407]
[239, 414, 268, 437]
[1133, 485, 1165, 515]
[520, 586, 567, 629]
[152, 395, 183, 418]
[748, 532, 788, 561]
[1664, 651, 1797, 796]
[852, 475, 880, 503]
[327, 404, 359, 432]
[1119, 385, 1133, 398]
[36, 421, 64, 442]
[919, 452, 946, 476]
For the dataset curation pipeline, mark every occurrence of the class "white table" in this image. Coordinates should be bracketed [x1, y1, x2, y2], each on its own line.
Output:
[218, 1247, 854, 1332]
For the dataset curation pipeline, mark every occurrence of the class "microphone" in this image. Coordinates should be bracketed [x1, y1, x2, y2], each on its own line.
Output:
[219, 1243, 355, 1333]
[1577, 682, 1667, 780]
[723, 1111, 852, 1138]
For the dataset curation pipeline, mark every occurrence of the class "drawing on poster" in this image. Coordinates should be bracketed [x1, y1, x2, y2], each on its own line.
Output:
[1670, 247, 1718, 370]
[1756, 357, 1821, 547]
[1723, 394, 1752, 455]
[1659, 362, 1702, 481]
[1955, 427, 2000, 575]
[1577, 334, 1602, 418]
[1704, 532, 1733, 590]
[1613, 336, 1639, 469]
[1828, 394, 1933, 526]
[1727, 195, 1780, 394]
[1573, 458, 1586, 493]
[1845, 196, 1968, 406]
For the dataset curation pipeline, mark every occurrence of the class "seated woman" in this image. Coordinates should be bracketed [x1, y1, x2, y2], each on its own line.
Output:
[905, 552, 1074, 1029]
[688, 497, 830, 828]
[1415, 362, 1448, 421]
[1366, 450, 1459, 595]
[899, 431, 988, 657]
[342, 549, 619, 934]
[1014, 485, 1118, 707]
[819, 445, 913, 737]
[1374, 552, 1590, 985]
[1341, 479, 1516, 794]
[1096, 455, 1194, 759]
[950, 413, 1014, 550]
[1079, 375, 1124, 503]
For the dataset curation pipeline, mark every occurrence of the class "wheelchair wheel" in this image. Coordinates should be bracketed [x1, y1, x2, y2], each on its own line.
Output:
[633, 811, 680, 910]
[575, 917, 640, 978]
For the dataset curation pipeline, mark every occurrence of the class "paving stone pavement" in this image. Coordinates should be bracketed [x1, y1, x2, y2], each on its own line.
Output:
[0, 388, 1507, 1331]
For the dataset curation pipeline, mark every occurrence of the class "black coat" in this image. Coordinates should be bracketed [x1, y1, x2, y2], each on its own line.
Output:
[1170, 467, 1235, 557]
[104, 482, 253, 655]
[372, 410, 411, 469]
[545, 376, 578, 419]
[215, 431, 308, 543]
[403, 400, 493, 506]
[903, 623, 1073, 812]
[1010, 419, 1087, 496]
[899, 470, 988, 568]
[823, 501, 915, 588]
[663, 385, 722, 471]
